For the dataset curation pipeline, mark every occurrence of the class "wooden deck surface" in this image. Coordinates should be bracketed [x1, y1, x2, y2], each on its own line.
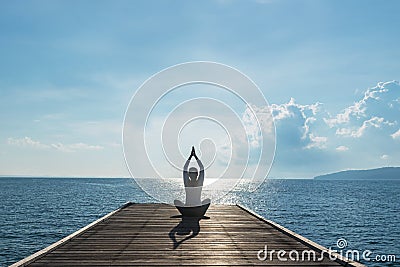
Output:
[13, 203, 364, 266]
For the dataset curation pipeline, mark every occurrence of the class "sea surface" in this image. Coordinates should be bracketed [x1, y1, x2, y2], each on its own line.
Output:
[0, 178, 399, 267]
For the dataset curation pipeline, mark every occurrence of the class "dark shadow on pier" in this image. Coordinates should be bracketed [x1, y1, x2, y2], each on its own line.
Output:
[169, 215, 209, 249]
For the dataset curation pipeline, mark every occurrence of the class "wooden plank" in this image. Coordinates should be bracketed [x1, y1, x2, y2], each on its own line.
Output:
[11, 203, 366, 267]
[9, 202, 134, 267]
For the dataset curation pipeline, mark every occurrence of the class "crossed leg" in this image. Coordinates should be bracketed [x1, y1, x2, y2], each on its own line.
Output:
[174, 198, 210, 207]
[174, 199, 185, 207]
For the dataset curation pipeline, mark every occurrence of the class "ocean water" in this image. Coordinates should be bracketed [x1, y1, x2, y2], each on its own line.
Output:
[0, 178, 399, 267]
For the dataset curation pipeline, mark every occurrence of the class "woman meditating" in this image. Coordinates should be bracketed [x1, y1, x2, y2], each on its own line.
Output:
[174, 146, 210, 208]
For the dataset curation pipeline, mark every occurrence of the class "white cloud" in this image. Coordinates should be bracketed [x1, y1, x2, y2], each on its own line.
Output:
[335, 116, 388, 138]
[325, 81, 399, 128]
[242, 105, 262, 148]
[324, 102, 365, 127]
[304, 134, 327, 149]
[271, 97, 321, 121]
[327, 81, 400, 139]
[336, 145, 349, 152]
[242, 104, 274, 148]
[7, 137, 50, 149]
[391, 129, 400, 140]
[7, 137, 103, 153]
[271, 97, 325, 150]
[380, 154, 389, 160]
[51, 142, 104, 152]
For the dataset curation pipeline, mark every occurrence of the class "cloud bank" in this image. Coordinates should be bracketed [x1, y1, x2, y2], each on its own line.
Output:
[7, 137, 103, 153]
[4, 81, 399, 178]
[270, 80, 400, 177]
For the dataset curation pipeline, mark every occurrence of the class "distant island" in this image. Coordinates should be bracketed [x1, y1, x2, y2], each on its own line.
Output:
[314, 167, 400, 180]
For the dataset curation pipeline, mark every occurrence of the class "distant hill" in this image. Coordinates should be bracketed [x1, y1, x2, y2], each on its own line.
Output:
[314, 167, 400, 180]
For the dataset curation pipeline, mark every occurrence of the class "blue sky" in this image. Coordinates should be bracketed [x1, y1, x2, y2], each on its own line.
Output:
[1, 0, 399, 178]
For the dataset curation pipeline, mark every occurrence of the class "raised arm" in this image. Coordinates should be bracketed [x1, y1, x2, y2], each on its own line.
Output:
[193, 151, 205, 186]
[183, 157, 190, 172]
[183, 152, 192, 187]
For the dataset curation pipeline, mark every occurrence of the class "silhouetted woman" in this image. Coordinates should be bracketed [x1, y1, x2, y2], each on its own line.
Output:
[174, 146, 210, 207]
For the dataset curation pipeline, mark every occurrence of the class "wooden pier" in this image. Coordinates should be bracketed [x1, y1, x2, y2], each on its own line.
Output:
[12, 203, 365, 266]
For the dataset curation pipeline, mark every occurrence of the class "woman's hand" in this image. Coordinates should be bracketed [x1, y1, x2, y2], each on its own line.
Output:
[189, 146, 198, 160]
[192, 146, 199, 160]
